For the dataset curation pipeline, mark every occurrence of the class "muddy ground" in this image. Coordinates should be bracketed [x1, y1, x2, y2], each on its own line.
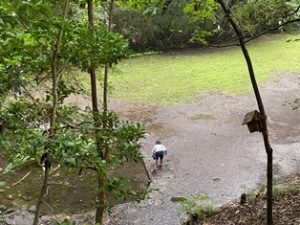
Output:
[1, 72, 299, 225]
[108, 72, 300, 225]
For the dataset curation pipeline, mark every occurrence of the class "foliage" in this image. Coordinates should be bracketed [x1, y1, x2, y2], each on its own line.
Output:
[114, 0, 217, 51]
[56, 109, 146, 170]
[272, 184, 300, 201]
[180, 194, 217, 221]
[183, 0, 219, 44]
[53, 219, 98, 225]
[0, 100, 146, 221]
[0, 0, 128, 103]
[0, 2, 146, 223]
[54, 219, 76, 225]
[118, 0, 165, 15]
[63, 21, 129, 70]
[227, 0, 300, 36]
[113, 0, 300, 51]
[0, 97, 145, 185]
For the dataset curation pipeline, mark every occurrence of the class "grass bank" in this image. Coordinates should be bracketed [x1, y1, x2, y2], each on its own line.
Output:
[103, 34, 300, 106]
[186, 173, 300, 225]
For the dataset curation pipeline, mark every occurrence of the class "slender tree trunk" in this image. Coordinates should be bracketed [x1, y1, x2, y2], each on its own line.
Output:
[217, 1, 273, 224]
[103, 0, 114, 113]
[87, 1, 106, 224]
[98, 3, 115, 221]
[103, 64, 108, 112]
[87, 0, 99, 113]
[103, 0, 114, 163]
[33, 163, 50, 225]
[33, 1, 69, 225]
[95, 172, 105, 224]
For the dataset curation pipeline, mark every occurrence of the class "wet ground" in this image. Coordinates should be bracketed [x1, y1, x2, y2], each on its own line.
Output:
[108, 72, 300, 225]
[1, 72, 299, 225]
[0, 161, 149, 224]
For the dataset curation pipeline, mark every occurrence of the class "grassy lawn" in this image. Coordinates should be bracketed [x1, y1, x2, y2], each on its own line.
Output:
[105, 33, 300, 106]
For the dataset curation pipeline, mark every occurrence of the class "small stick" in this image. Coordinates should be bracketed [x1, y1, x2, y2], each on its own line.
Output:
[49, 164, 60, 175]
[142, 158, 152, 184]
[12, 170, 33, 186]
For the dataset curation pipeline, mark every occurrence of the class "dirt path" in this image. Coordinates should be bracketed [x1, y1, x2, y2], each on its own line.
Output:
[108, 72, 300, 225]
[2, 73, 299, 225]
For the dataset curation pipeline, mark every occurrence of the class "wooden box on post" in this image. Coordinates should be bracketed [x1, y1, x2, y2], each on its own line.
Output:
[242, 110, 263, 133]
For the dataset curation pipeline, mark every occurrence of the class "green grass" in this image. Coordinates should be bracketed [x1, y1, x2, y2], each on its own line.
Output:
[105, 33, 300, 106]
[180, 194, 217, 222]
[273, 184, 300, 201]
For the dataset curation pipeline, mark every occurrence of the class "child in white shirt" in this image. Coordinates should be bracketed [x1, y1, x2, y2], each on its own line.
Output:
[152, 140, 167, 167]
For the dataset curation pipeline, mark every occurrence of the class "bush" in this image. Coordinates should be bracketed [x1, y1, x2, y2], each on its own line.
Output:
[180, 194, 217, 221]
[273, 184, 300, 201]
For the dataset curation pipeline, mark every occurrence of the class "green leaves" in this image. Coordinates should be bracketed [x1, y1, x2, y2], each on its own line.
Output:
[180, 194, 217, 221]
[229, 0, 296, 36]
[182, 0, 300, 44]
[119, 0, 165, 15]
[64, 22, 128, 71]
[0, 98, 145, 172]
[184, 0, 218, 23]
[0, 0, 147, 218]
[183, 0, 219, 44]
[54, 219, 76, 225]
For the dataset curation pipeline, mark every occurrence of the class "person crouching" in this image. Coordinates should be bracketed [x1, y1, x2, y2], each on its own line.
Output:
[152, 140, 167, 168]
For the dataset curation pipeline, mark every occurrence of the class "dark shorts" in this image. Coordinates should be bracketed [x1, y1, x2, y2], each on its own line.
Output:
[155, 151, 164, 160]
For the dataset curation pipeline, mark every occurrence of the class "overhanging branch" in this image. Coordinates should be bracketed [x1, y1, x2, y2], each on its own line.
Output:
[209, 17, 300, 48]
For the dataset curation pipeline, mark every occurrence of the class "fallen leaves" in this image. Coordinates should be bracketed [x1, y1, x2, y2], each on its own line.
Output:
[186, 173, 300, 225]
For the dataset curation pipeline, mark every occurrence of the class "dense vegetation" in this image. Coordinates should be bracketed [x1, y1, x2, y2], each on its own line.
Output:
[0, 0, 300, 225]
[113, 0, 300, 51]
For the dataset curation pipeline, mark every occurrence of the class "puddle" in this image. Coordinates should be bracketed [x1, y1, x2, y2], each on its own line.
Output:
[0, 159, 149, 215]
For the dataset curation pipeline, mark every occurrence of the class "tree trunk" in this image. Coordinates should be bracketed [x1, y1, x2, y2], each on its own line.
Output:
[87, 1, 106, 224]
[33, 164, 50, 225]
[95, 172, 105, 224]
[217, 1, 273, 224]
[103, 0, 114, 162]
[33, 1, 70, 224]
[103, 0, 114, 113]
[87, 0, 99, 113]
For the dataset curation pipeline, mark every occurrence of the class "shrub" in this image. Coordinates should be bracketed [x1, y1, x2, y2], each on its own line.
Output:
[180, 194, 217, 221]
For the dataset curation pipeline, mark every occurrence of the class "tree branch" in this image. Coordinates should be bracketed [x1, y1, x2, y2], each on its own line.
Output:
[285, 3, 300, 17]
[33, 1, 70, 225]
[243, 17, 300, 45]
[209, 17, 300, 48]
[15, 15, 49, 52]
[12, 170, 33, 186]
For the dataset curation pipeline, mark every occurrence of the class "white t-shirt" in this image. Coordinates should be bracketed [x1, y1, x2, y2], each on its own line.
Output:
[152, 144, 167, 153]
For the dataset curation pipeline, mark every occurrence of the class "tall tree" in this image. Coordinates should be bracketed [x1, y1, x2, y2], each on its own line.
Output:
[1, 2, 146, 225]
[184, 1, 300, 224]
[216, 1, 274, 224]
[33, 0, 70, 224]
[86, 1, 146, 224]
